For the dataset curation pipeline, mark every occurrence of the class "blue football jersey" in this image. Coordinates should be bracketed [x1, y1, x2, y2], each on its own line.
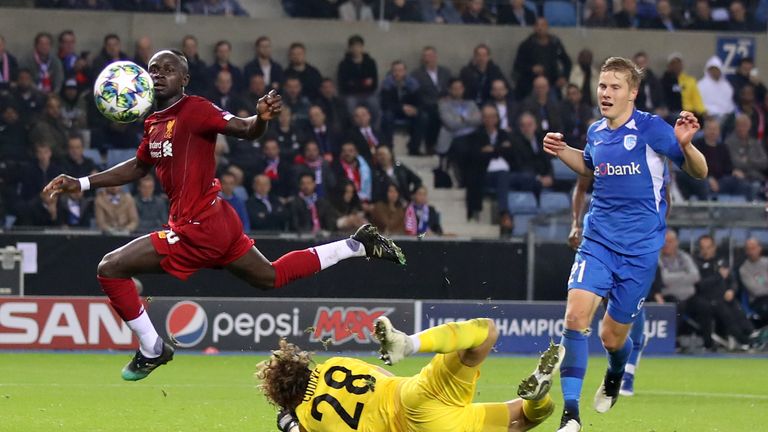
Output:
[582, 110, 684, 256]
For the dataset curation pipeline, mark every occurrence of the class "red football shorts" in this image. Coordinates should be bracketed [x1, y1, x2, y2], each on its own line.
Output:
[150, 198, 255, 281]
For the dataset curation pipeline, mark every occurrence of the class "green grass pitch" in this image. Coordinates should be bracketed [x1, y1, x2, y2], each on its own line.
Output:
[1, 352, 766, 431]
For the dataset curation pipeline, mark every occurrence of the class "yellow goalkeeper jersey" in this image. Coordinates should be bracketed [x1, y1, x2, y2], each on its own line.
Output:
[294, 357, 405, 432]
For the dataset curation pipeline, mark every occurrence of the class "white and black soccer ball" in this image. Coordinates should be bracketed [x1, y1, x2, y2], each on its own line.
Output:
[93, 61, 154, 123]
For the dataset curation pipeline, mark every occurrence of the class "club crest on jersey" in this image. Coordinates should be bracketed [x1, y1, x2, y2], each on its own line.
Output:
[623, 134, 637, 151]
[149, 140, 173, 158]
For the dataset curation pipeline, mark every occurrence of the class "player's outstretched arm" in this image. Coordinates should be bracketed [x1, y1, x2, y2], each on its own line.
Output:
[224, 89, 282, 140]
[43, 157, 151, 197]
[568, 175, 593, 249]
[675, 111, 708, 179]
[542, 132, 592, 177]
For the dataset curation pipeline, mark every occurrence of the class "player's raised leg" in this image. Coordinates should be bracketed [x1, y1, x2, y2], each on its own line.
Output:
[373, 316, 494, 366]
[558, 288, 602, 432]
[225, 224, 405, 289]
[621, 308, 646, 396]
[96, 235, 175, 381]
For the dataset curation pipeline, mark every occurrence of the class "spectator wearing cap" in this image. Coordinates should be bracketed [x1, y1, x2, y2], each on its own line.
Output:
[59, 79, 87, 132]
[0, 35, 19, 90]
[337, 35, 379, 122]
[22, 32, 64, 94]
[697, 56, 735, 121]
[244, 36, 284, 91]
[661, 53, 705, 117]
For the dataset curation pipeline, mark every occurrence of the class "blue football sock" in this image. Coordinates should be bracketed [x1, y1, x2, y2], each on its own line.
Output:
[607, 336, 633, 376]
[627, 309, 646, 371]
[560, 328, 588, 419]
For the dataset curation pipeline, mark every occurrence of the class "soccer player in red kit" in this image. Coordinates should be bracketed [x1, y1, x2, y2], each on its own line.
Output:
[43, 50, 405, 381]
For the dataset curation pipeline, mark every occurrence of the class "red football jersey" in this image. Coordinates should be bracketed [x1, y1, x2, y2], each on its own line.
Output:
[136, 95, 233, 226]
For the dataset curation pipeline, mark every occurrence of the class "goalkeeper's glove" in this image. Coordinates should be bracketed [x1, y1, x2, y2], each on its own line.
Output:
[277, 408, 300, 432]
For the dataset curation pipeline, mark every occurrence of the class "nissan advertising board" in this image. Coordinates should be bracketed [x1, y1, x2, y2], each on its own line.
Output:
[145, 297, 416, 352]
[419, 301, 677, 354]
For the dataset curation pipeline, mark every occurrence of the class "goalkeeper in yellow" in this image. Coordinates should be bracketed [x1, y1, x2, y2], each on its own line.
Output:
[257, 317, 563, 432]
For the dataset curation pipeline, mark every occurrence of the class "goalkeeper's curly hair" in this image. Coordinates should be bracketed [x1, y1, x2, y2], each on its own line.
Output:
[256, 339, 314, 410]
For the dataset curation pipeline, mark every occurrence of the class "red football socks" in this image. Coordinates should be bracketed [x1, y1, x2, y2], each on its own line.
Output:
[271, 249, 322, 288]
[97, 276, 143, 321]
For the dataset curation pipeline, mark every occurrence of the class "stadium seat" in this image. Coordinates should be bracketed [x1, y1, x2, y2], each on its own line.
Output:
[525, 1, 538, 15]
[678, 227, 708, 244]
[715, 228, 749, 244]
[507, 191, 538, 214]
[83, 148, 103, 166]
[749, 229, 768, 244]
[718, 194, 747, 203]
[539, 192, 570, 214]
[552, 158, 579, 181]
[513, 214, 536, 236]
[534, 222, 570, 241]
[543, 1, 577, 26]
[106, 149, 136, 168]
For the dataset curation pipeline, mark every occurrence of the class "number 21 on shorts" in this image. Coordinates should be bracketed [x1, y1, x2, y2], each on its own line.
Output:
[568, 260, 586, 284]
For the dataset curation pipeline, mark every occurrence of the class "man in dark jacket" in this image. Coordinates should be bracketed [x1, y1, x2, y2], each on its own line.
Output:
[207, 40, 244, 93]
[90, 34, 130, 80]
[247, 174, 286, 232]
[496, 0, 536, 26]
[181, 35, 209, 96]
[513, 17, 571, 100]
[285, 42, 323, 101]
[346, 105, 386, 163]
[458, 44, 507, 107]
[520, 76, 565, 135]
[243, 36, 284, 91]
[257, 137, 295, 200]
[307, 105, 342, 160]
[288, 172, 338, 233]
[294, 140, 337, 199]
[337, 35, 379, 121]
[380, 60, 422, 154]
[62, 134, 95, 179]
[315, 78, 352, 134]
[372, 146, 421, 203]
[410, 46, 452, 153]
[508, 111, 553, 193]
[633, 51, 666, 114]
[695, 235, 754, 349]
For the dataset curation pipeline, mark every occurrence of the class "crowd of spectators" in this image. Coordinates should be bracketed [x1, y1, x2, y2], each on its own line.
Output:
[5, 10, 768, 235]
[284, 0, 768, 33]
[658, 231, 767, 351]
[34, 0, 250, 17]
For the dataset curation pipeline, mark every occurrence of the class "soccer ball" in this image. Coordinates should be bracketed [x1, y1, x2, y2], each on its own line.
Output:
[93, 61, 154, 123]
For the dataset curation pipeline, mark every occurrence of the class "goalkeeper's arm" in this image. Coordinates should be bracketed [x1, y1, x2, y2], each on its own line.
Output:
[277, 409, 302, 432]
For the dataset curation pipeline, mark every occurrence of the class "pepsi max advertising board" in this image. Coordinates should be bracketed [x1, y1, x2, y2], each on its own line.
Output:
[419, 301, 676, 354]
[146, 297, 416, 352]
